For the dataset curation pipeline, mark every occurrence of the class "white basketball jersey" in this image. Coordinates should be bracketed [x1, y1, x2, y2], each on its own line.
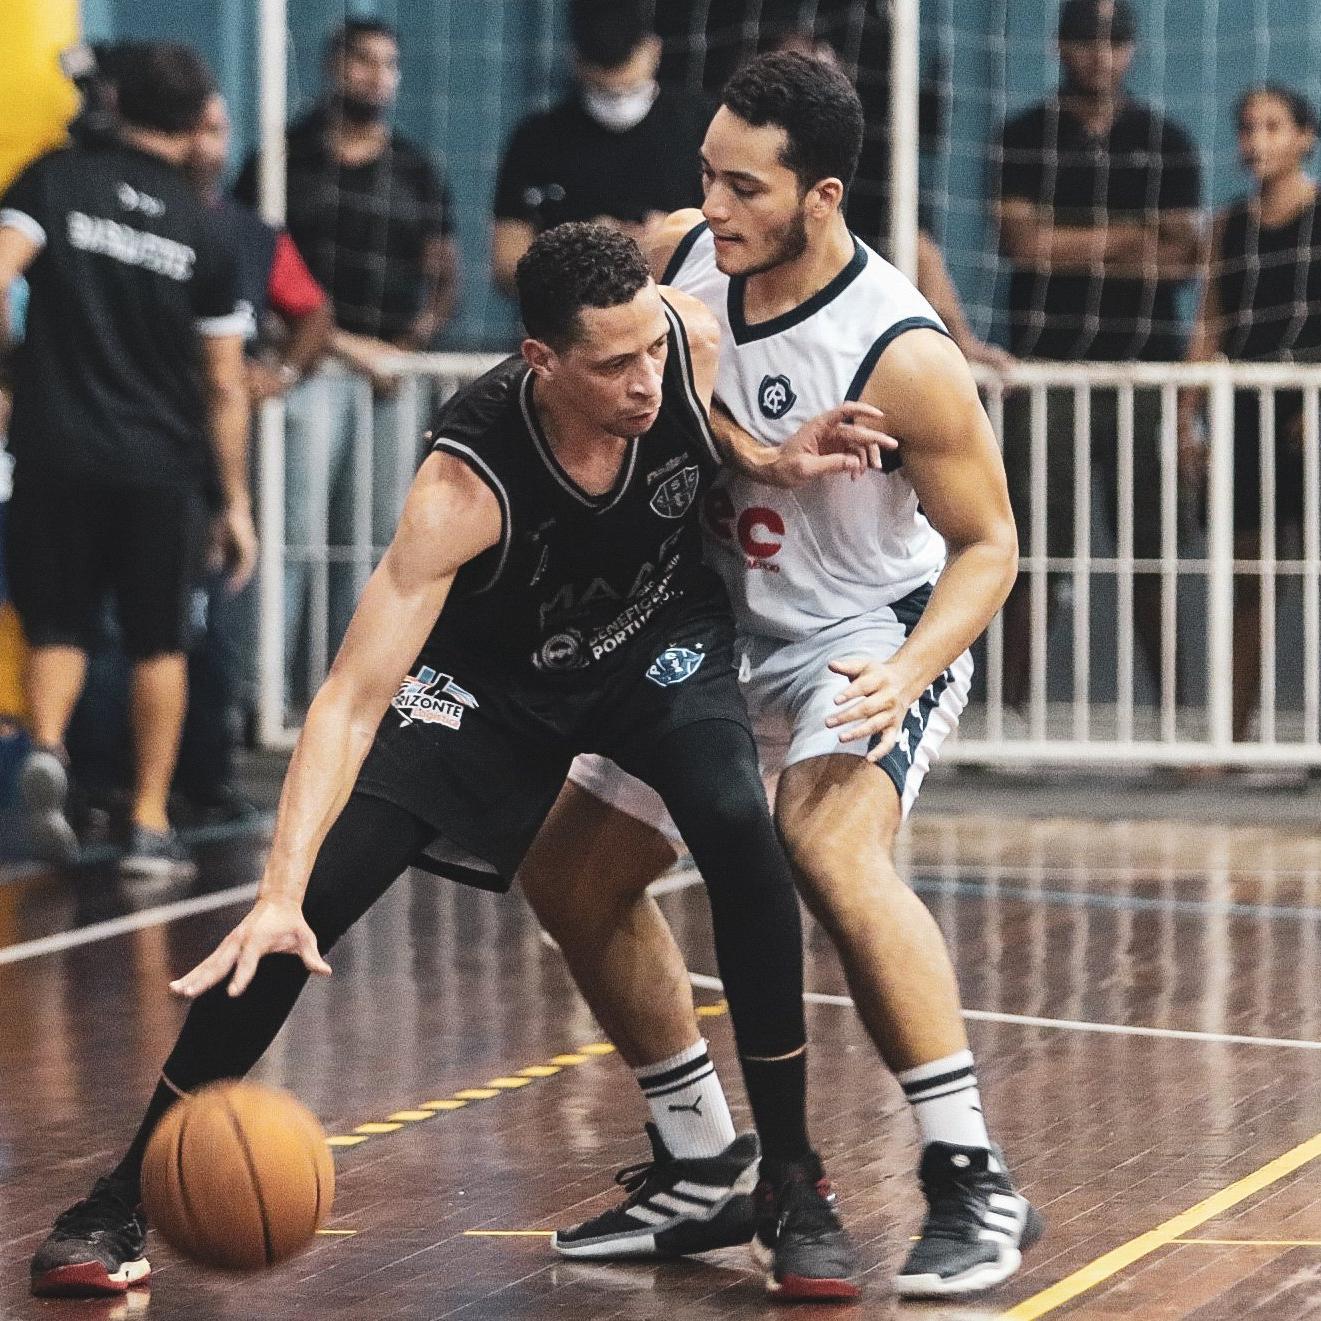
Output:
[666, 223, 948, 641]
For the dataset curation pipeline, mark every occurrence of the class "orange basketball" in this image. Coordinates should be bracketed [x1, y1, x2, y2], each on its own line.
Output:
[140, 1080, 335, 1271]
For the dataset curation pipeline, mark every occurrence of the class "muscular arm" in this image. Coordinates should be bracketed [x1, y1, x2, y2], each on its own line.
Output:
[261, 453, 500, 908]
[865, 331, 1018, 698]
[172, 452, 502, 998]
[997, 199, 1202, 280]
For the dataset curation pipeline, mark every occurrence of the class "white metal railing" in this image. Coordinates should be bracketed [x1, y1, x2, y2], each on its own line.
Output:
[257, 356, 1321, 767]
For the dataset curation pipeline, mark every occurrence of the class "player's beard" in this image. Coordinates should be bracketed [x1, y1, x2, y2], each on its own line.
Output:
[337, 93, 388, 125]
[738, 206, 810, 277]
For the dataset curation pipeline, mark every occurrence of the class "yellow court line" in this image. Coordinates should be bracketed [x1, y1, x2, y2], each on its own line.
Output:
[464, 1230, 555, 1238]
[1175, 1238, 1321, 1247]
[1005, 1130, 1321, 1319]
[315, 1229, 358, 1237]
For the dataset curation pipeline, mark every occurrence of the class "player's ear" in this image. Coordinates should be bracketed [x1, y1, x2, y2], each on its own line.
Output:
[520, 337, 558, 378]
[808, 177, 845, 218]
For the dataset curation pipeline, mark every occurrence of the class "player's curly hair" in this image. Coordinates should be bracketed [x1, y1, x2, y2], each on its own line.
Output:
[721, 50, 864, 192]
[516, 222, 652, 349]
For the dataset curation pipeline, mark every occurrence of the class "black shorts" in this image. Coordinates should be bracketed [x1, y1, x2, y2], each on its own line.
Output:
[5, 477, 208, 659]
[355, 592, 750, 892]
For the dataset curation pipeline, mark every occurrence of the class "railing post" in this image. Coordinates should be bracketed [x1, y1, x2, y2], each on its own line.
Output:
[255, 396, 286, 747]
[1205, 370, 1235, 751]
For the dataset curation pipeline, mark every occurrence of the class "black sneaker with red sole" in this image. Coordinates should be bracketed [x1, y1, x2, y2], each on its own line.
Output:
[751, 1154, 861, 1301]
[30, 1176, 150, 1297]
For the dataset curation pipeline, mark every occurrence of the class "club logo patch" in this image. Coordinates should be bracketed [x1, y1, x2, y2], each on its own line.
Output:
[536, 629, 584, 671]
[646, 645, 705, 687]
[649, 464, 701, 519]
[758, 374, 796, 420]
[392, 665, 478, 730]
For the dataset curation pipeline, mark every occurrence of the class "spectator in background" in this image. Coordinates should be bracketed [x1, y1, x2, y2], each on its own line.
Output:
[491, 0, 711, 296]
[1181, 85, 1321, 742]
[994, 0, 1202, 710]
[0, 42, 255, 874]
[235, 18, 458, 696]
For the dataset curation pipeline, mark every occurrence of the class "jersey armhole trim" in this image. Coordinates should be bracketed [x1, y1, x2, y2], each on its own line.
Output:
[0, 209, 46, 249]
[661, 298, 722, 469]
[430, 437, 513, 595]
[845, 317, 952, 402]
[197, 307, 257, 338]
[660, 220, 709, 286]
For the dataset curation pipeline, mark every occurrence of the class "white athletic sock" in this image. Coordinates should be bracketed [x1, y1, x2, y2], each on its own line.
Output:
[635, 1039, 737, 1159]
[896, 1049, 993, 1153]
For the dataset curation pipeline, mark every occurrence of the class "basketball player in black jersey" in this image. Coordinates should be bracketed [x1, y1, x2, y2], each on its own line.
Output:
[29, 223, 892, 1302]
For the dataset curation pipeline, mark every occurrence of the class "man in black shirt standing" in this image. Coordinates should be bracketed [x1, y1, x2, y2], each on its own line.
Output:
[491, 0, 711, 298]
[0, 43, 256, 873]
[234, 18, 460, 696]
[994, 0, 1202, 708]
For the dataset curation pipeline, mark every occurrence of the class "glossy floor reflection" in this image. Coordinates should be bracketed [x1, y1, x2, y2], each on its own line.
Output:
[3, 809, 1321, 1319]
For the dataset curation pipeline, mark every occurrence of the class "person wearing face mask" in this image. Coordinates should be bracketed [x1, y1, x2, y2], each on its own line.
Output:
[1180, 85, 1321, 743]
[233, 19, 460, 701]
[491, 0, 712, 299]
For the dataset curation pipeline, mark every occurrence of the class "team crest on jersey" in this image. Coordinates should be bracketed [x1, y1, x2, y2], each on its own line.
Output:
[646, 645, 705, 687]
[392, 666, 478, 730]
[758, 374, 797, 420]
[536, 629, 584, 671]
[649, 464, 700, 519]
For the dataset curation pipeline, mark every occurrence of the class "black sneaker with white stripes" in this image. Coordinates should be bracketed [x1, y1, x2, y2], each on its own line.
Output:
[750, 1154, 860, 1300]
[895, 1142, 1043, 1297]
[553, 1125, 758, 1259]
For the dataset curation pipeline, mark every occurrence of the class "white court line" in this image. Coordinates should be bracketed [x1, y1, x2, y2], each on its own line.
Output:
[686, 970, 1321, 1051]
[0, 883, 257, 966]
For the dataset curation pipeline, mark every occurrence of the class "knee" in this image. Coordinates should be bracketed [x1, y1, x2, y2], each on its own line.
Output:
[777, 805, 899, 931]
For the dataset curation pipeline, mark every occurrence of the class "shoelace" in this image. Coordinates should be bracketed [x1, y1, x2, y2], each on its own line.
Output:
[613, 1157, 673, 1204]
[52, 1182, 138, 1239]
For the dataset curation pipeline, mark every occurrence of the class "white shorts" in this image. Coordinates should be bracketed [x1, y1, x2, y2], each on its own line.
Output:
[569, 581, 972, 842]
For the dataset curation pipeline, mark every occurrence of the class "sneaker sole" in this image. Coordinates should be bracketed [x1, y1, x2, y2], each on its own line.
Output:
[751, 1233, 861, 1301]
[31, 1257, 151, 1297]
[554, 1196, 756, 1260]
[28, 810, 80, 866]
[895, 1204, 1045, 1299]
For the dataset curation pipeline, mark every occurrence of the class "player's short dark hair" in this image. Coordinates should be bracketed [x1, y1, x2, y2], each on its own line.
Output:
[721, 50, 864, 192]
[325, 17, 399, 64]
[516, 222, 652, 349]
[114, 41, 216, 135]
[1237, 82, 1319, 135]
[570, 0, 650, 69]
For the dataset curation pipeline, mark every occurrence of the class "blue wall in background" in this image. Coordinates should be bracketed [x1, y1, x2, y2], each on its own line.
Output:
[82, 0, 1321, 349]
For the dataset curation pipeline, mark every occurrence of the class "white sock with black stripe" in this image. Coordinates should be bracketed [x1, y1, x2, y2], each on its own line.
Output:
[635, 1039, 737, 1159]
[896, 1049, 993, 1153]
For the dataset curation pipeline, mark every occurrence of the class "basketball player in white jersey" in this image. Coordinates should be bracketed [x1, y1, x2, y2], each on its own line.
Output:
[520, 52, 1040, 1298]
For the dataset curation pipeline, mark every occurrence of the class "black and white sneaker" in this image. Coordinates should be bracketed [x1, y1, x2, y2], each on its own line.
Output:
[895, 1142, 1043, 1297]
[750, 1154, 861, 1300]
[31, 1176, 151, 1297]
[120, 825, 196, 879]
[20, 746, 80, 866]
[553, 1124, 759, 1259]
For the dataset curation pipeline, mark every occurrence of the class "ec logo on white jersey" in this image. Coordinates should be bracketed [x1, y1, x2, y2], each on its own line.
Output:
[758, 374, 796, 420]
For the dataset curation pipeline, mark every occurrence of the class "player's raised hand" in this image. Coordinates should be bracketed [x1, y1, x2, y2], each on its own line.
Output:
[169, 897, 331, 1000]
[771, 403, 897, 487]
[824, 654, 917, 762]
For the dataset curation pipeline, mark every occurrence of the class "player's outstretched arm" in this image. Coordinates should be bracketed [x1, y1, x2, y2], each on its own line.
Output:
[170, 452, 501, 1000]
[827, 331, 1017, 760]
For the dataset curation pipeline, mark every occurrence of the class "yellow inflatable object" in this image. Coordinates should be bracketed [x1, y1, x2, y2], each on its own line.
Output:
[1, 0, 79, 716]
[0, 0, 80, 194]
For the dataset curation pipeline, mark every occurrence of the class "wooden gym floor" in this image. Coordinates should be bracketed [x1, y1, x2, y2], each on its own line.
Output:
[2, 800, 1321, 1319]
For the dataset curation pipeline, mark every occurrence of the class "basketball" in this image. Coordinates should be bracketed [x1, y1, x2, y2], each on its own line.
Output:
[140, 1081, 334, 1272]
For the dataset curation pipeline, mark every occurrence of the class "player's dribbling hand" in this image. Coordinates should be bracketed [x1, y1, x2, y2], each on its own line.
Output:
[824, 654, 919, 762]
[169, 897, 332, 1000]
[772, 403, 897, 487]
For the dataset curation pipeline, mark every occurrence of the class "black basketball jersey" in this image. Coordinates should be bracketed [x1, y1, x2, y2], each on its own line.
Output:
[425, 299, 724, 676]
